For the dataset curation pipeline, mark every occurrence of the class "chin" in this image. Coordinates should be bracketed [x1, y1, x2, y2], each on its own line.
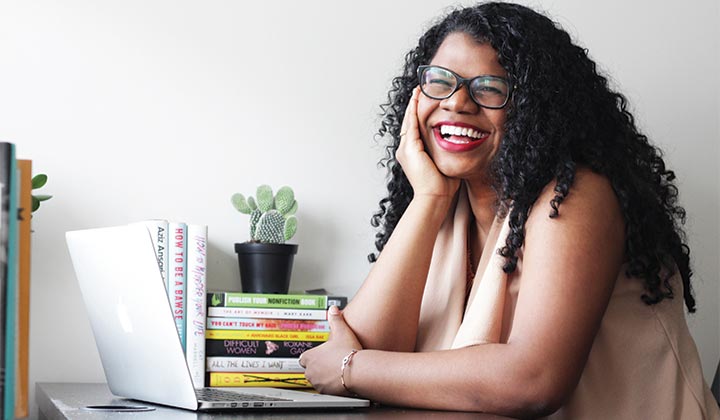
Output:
[430, 154, 469, 175]
[435, 163, 471, 180]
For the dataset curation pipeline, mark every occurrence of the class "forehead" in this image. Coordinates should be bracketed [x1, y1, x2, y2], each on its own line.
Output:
[430, 32, 506, 78]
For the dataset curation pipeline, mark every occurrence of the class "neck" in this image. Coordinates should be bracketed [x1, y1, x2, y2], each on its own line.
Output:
[465, 180, 498, 248]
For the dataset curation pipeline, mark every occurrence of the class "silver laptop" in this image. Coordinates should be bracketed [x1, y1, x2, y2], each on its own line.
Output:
[65, 224, 370, 411]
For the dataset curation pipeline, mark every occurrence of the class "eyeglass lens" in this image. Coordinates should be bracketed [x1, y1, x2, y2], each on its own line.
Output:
[419, 66, 509, 109]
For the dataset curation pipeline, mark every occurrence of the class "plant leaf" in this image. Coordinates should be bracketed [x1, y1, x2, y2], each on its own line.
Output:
[32, 174, 48, 189]
[32, 196, 40, 212]
[34, 194, 52, 202]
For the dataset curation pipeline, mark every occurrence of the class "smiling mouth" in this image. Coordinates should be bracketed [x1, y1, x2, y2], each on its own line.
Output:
[436, 124, 490, 144]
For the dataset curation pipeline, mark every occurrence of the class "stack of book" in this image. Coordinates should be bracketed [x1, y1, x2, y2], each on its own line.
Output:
[205, 292, 345, 388]
[0, 142, 35, 419]
[143, 220, 208, 389]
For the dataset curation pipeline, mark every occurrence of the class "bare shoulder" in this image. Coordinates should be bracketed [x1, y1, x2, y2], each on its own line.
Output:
[527, 167, 624, 238]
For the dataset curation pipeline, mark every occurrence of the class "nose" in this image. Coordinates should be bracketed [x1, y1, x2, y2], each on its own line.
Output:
[440, 83, 479, 114]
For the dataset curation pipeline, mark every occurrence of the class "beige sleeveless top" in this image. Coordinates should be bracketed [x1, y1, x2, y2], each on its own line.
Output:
[416, 188, 720, 419]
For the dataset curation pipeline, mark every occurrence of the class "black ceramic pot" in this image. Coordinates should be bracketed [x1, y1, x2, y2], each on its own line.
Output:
[234, 242, 298, 294]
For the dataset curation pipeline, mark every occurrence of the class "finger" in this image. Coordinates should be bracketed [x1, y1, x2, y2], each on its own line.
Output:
[327, 306, 348, 337]
[399, 87, 420, 139]
[399, 88, 424, 156]
[298, 353, 306, 368]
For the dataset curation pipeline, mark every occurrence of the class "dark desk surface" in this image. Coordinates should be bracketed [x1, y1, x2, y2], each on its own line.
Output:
[37, 382, 516, 419]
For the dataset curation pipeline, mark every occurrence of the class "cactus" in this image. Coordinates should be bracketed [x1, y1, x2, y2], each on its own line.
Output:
[231, 185, 298, 244]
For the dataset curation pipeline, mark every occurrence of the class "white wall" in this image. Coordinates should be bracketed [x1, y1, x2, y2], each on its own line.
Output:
[0, 0, 717, 416]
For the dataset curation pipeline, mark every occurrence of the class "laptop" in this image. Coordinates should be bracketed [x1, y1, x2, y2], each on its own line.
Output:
[65, 224, 370, 411]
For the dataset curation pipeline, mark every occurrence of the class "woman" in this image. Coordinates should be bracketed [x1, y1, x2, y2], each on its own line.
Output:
[300, 3, 719, 418]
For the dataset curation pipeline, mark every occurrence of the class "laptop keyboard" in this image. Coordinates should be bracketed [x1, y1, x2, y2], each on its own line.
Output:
[196, 388, 291, 402]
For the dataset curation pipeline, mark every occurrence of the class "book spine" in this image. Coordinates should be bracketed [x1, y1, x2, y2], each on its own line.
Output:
[3, 145, 18, 420]
[206, 317, 330, 332]
[185, 224, 207, 388]
[14, 160, 31, 418]
[143, 220, 169, 291]
[206, 357, 304, 373]
[209, 292, 327, 310]
[208, 372, 310, 388]
[206, 330, 328, 342]
[205, 339, 320, 358]
[326, 295, 348, 310]
[168, 222, 187, 348]
[206, 306, 326, 320]
[0, 143, 10, 416]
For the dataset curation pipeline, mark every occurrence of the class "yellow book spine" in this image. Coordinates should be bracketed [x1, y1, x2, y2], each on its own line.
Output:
[205, 329, 329, 342]
[209, 372, 311, 388]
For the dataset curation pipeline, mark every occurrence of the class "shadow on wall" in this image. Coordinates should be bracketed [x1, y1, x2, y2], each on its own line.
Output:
[206, 241, 240, 292]
[206, 211, 339, 294]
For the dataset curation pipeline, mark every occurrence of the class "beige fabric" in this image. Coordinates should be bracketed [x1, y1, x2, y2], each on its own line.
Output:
[416, 188, 720, 419]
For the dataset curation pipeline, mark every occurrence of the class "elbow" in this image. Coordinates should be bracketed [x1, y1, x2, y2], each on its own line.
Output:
[511, 391, 565, 419]
[467, 367, 574, 418]
[506, 370, 575, 418]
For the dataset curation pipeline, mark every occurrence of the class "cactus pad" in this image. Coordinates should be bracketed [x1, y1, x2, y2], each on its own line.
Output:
[286, 200, 298, 216]
[256, 185, 274, 212]
[284, 215, 297, 241]
[231, 193, 252, 214]
[275, 186, 296, 215]
[232, 184, 298, 244]
[255, 210, 286, 243]
[249, 208, 262, 239]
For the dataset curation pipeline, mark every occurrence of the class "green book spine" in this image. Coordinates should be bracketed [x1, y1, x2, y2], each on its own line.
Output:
[209, 292, 328, 310]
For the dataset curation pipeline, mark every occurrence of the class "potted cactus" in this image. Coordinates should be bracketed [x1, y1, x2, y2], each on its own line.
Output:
[231, 185, 298, 294]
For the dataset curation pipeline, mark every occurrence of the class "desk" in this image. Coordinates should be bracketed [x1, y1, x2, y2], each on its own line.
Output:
[37, 383, 516, 419]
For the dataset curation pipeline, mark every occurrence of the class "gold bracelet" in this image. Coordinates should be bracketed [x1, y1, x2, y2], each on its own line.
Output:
[340, 349, 360, 393]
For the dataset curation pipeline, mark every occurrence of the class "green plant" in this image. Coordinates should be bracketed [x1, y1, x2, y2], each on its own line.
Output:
[231, 185, 298, 244]
[31, 174, 52, 213]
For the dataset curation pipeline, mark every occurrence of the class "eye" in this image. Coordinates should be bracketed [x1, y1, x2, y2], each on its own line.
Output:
[427, 78, 454, 88]
[474, 85, 504, 95]
[471, 77, 508, 97]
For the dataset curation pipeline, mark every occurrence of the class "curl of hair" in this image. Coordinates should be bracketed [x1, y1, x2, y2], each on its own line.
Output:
[368, 2, 695, 312]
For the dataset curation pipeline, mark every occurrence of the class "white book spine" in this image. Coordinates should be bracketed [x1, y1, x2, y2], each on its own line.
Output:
[185, 224, 207, 388]
[207, 306, 327, 320]
[142, 220, 169, 291]
[168, 221, 187, 348]
[206, 357, 304, 373]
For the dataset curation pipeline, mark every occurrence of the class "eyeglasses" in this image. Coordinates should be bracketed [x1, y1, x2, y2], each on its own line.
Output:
[417, 65, 512, 109]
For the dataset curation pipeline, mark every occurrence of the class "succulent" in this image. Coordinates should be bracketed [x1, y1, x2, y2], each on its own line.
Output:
[231, 185, 297, 244]
[31, 174, 52, 213]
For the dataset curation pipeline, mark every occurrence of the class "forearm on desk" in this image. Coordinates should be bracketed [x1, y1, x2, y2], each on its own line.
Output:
[342, 195, 451, 352]
[343, 345, 563, 418]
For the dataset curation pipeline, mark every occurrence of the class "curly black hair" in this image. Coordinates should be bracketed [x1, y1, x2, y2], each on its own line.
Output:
[369, 2, 695, 312]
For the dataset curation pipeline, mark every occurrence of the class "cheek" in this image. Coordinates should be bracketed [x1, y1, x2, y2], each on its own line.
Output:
[488, 109, 507, 132]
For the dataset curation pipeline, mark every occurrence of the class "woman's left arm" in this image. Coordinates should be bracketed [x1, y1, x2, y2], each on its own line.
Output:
[303, 169, 625, 418]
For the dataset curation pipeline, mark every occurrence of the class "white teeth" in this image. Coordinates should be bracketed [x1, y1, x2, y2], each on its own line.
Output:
[445, 136, 471, 144]
[439, 125, 487, 140]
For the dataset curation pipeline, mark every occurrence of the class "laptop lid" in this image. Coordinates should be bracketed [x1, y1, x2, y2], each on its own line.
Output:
[67, 224, 201, 410]
[66, 224, 370, 411]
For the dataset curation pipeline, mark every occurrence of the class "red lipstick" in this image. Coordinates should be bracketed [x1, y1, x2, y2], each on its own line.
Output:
[432, 121, 489, 153]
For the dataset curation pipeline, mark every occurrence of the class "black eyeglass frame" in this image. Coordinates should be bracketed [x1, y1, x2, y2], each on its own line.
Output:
[417, 65, 513, 109]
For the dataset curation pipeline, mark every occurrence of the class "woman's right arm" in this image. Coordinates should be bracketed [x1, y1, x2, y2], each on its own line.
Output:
[342, 87, 460, 352]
